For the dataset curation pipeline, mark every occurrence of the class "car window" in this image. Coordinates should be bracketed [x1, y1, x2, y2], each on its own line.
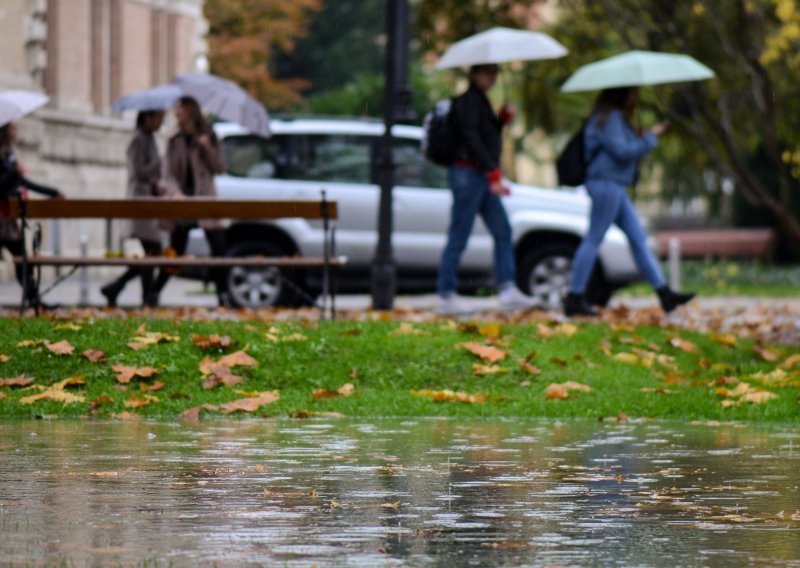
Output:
[288, 134, 372, 184]
[223, 135, 287, 179]
[393, 137, 447, 188]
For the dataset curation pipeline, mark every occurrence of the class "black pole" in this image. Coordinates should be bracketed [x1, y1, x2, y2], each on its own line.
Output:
[371, 0, 413, 310]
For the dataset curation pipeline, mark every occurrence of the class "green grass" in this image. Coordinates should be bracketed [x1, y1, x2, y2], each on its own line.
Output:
[0, 316, 798, 421]
[619, 260, 800, 297]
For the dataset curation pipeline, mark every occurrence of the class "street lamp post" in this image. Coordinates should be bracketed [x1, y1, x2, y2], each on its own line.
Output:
[370, 0, 413, 310]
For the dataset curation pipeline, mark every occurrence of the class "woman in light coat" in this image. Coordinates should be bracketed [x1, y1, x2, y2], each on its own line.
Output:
[100, 110, 166, 307]
[151, 96, 229, 306]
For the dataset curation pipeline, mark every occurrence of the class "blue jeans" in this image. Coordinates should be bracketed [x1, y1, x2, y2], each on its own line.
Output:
[569, 179, 665, 294]
[437, 165, 515, 296]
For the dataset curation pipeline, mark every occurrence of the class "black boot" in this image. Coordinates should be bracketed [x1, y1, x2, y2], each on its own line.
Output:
[563, 292, 599, 317]
[657, 286, 696, 313]
[100, 281, 124, 307]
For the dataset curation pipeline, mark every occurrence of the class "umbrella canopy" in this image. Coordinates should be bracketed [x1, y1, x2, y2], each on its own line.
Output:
[561, 50, 715, 92]
[173, 72, 270, 138]
[112, 84, 182, 113]
[435, 27, 568, 69]
[0, 90, 49, 128]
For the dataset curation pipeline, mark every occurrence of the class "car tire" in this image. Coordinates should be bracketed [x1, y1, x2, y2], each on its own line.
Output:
[224, 241, 300, 308]
[518, 241, 611, 310]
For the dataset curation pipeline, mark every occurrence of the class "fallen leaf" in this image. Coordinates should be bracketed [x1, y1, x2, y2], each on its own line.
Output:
[411, 389, 487, 404]
[312, 383, 356, 399]
[112, 365, 158, 384]
[460, 341, 507, 363]
[0, 376, 35, 388]
[779, 354, 800, 369]
[391, 323, 429, 336]
[128, 331, 180, 350]
[88, 395, 114, 413]
[53, 323, 82, 331]
[0, 354, 10, 363]
[20, 377, 86, 404]
[670, 337, 699, 353]
[123, 394, 159, 408]
[17, 339, 43, 348]
[536, 324, 555, 338]
[479, 323, 502, 338]
[219, 390, 280, 414]
[139, 380, 165, 393]
[82, 349, 107, 363]
[739, 390, 778, 404]
[0, 392, 5, 400]
[45, 340, 74, 356]
[753, 343, 779, 362]
[517, 359, 542, 375]
[218, 349, 258, 368]
[641, 387, 676, 394]
[549, 357, 568, 367]
[473, 364, 508, 376]
[191, 334, 232, 350]
[544, 381, 592, 400]
[709, 333, 737, 347]
[337, 383, 355, 396]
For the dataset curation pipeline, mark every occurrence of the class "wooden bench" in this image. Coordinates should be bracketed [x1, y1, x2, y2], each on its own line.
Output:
[9, 196, 345, 317]
[655, 228, 777, 261]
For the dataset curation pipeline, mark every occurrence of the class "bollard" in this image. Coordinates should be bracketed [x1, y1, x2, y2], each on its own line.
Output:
[79, 234, 89, 306]
[668, 236, 681, 291]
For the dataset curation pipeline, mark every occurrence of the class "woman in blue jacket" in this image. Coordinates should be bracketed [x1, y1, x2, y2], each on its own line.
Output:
[564, 87, 694, 316]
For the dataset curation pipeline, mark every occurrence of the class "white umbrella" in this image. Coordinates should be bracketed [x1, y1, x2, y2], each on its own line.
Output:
[561, 50, 715, 92]
[435, 27, 568, 69]
[173, 72, 270, 138]
[112, 84, 182, 113]
[0, 90, 49, 128]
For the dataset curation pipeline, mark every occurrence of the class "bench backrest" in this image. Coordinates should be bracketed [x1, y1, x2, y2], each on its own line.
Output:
[9, 198, 337, 220]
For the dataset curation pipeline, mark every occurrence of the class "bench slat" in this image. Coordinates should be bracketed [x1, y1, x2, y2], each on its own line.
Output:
[9, 198, 338, 220]
[14, 256, 347, 268]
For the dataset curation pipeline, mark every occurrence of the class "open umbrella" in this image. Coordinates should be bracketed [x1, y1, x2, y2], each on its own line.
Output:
[173, 72, 270, 138]
[561, 50, 715, 92]
[0, 90, 49, 128]
[435, 27, 568, 69]
[112, 84, 182, 113]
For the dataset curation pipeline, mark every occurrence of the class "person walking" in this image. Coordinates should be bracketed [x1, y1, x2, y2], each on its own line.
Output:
[563, 86, 694, 316]
[100, 110, 166, 308]
[150, 96, 229, 307]
[0, 121, 63, 307]
[436, 63, 539, 315]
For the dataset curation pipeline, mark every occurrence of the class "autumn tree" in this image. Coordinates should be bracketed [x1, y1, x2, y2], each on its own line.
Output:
[204, 0, 321, 112]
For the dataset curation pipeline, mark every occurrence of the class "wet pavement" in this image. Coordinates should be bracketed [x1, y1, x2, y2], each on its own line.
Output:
[2, 418, 799, 566]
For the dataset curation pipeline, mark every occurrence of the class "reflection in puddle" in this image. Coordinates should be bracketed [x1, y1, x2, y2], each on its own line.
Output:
[1, 419, 800, 566]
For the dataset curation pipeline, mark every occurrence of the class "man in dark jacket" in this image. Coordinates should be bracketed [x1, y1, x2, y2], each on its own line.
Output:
[436, 63, 539, 315]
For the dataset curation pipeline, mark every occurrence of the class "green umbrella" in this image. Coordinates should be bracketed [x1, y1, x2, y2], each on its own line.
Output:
[560, 50, 714, 92]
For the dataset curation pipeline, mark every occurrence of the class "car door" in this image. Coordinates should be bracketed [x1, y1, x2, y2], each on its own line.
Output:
[390, 136, 493, 269]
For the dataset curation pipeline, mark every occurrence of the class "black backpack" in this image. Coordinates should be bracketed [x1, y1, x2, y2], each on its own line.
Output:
[556, 121, 599, 187]
[421, 98, 458, 166]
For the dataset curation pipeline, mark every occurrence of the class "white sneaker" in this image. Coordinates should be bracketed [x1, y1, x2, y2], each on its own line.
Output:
[436, 294, 474, 316]
[498, 286, 540, 311]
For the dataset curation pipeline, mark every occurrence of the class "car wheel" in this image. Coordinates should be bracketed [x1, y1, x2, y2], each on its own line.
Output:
[224, 241, 298, 308]
[519, 241, 611, 310]
[518, 242, 575, 310]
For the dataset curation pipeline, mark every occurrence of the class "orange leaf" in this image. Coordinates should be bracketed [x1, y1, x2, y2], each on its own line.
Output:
[112, 365, 158, 384]
[45, 340, 74, 356]
[124, 394, 159, 408]
[460, 341, 507, 363]
[544, 383, 570, 400]
[191, 334, 232, 350]
[669, 337, 699, 353]
[754, 343, 779, 362]
[312, 383, 355, 399]
[337, 383, 355, 396]
[219, 390, 280, 414]
[139, 380, 165, 393]
[411, 389, 487, 404]
[0, 376, 35, 388]
[82, 349, 107, 363]
[218, 349, 258, 368]
[517, 359, 542, 376]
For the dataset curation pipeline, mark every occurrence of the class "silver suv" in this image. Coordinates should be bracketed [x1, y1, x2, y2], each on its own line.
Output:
[184, 117, 641, 308]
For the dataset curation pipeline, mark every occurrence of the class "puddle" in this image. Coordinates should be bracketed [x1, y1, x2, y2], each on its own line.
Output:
[1, 418, 799, 566]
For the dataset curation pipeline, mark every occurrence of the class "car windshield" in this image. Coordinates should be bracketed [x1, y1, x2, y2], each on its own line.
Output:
[221, 131, 447, 189]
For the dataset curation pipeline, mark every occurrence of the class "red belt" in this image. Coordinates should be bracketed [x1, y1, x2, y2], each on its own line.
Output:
[453, 159, 480, 170]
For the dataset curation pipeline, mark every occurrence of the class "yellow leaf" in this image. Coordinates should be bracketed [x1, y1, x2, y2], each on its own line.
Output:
[460, 341, 507, 363]
[0, 354, 9, 363]
[124, 394, 159, 408]
[473, 364, 508, 376]
[411, 389, 487, 404]
[20, 376, 86, 405]
[779, 354, 800, 369]
[544, 381, 591, 400]
[391, 323, 429, 336]
[753, 344, 779, 362]
[479, 323, 502, 338]
[739, 390, 778, 404]
[613, 352, 641, 365]
[709, 333, 737, 347]
[53, 323, 82, 331]
[17, 339, 43, 348]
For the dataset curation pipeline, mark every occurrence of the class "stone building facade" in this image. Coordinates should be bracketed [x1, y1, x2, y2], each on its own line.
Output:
[0, 0, 207, 280]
